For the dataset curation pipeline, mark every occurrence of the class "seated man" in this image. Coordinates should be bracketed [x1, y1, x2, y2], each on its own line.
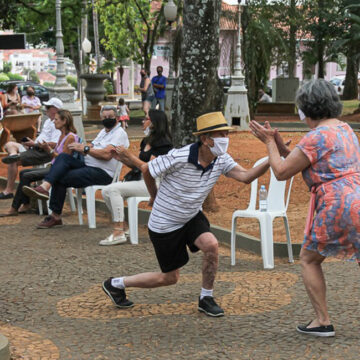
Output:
[23, 105, 129, 229]
[258, 89, 272, 103]
[0, 97, 63, 199]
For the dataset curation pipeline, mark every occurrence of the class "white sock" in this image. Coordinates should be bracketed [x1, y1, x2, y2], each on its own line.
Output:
[200, 287, 213, 300]
[111, 277, 125, 289]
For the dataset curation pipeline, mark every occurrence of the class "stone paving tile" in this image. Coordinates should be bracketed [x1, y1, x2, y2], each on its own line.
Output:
[0, 198, 359, 359]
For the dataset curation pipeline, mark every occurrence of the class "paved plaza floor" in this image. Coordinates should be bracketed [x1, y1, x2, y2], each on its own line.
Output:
[0, 198, 359, 360]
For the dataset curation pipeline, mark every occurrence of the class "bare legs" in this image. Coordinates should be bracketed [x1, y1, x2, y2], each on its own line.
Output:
[300, 248, 330, 327]
[123, 232, 218, 291]
[3, 142, 22, 195]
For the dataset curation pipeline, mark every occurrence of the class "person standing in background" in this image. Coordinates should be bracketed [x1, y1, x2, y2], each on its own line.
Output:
[151, 66, 167, 111]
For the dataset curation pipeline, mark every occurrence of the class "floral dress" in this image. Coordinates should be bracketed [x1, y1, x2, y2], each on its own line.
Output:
[296, 122, 360, 262]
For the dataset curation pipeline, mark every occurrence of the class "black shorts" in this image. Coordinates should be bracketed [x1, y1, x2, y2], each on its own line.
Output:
[148, 211, 211, 273]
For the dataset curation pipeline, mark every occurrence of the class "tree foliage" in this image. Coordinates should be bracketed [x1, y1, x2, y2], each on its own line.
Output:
[96, 0, 167, 71]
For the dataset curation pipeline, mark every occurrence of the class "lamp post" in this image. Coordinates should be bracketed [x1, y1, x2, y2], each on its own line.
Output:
[54, 0, 68, 87]
[49, 0, 84, 139]
[224, 0, 250, 130]
[164, 0, 177, 121]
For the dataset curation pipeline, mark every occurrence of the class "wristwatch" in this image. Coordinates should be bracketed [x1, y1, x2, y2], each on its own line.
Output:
[83, 145, 90, 155]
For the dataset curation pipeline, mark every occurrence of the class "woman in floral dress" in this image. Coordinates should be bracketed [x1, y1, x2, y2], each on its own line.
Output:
[250, 79, 360, 337]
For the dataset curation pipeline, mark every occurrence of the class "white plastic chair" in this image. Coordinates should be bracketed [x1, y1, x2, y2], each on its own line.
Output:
[127, 196, 150, 244]
[230, 156, 294, 269]
[76, 162, 123, 228]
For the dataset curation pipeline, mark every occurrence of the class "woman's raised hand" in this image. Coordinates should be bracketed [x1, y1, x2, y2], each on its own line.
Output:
[249, 120, 275, 144]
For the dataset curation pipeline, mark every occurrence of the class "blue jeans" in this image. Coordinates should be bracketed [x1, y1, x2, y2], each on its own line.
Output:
[152, 97, 165, 111]
[44, 153, 112, 215]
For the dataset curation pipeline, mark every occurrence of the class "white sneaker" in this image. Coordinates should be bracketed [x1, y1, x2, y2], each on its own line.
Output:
[99, 233, 127, 246]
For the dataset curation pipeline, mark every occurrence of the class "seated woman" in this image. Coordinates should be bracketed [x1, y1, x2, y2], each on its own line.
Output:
[4, 83, 21, 115]
[100, 109, 173, 246]
[0, 110, 78, 217]
[21, 85, 42, 132]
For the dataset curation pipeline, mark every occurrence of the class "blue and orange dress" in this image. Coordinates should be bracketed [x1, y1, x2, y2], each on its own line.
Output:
[296, 122, 360, 262]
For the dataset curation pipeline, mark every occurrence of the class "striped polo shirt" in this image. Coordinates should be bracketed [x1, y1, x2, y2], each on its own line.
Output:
[148, 142, 237, 233]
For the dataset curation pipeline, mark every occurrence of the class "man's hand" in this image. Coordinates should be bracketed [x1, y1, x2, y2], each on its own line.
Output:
[68, 142, 86, 153]
[37, 141, 52, 153]
[24, 139, 35, 147]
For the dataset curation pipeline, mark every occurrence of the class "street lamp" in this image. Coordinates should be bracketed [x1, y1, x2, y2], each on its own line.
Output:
[163, 0, 177, 121]
[164, 0, 177, 80]
[82, 37, 92, 54]
[224, 0, 250, 130]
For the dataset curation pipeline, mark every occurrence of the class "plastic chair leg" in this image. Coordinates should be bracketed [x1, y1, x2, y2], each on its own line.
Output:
[85, 188, 96, 229]
[259, 214, 274, 269]
[231, 215, 237, 266]
[76, 188, 83, 225]
[38, 199, 43, 216]
[67, 188, 76, 212]
[283, 216, 294, 263]
[127, 197, 138, 245]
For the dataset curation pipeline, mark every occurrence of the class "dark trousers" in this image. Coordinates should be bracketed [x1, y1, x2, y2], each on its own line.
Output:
[12, 167, 50, 210]
[44, 153, 112, 215]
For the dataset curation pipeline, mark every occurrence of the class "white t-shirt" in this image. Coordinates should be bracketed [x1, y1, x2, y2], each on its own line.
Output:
[35, 118, 61, 144]
[85, 123, 129, 178]
[147, 142, 237, 233]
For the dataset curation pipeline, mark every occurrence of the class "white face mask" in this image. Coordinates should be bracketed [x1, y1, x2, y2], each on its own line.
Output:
[298, 109, 306, 122]
[144, 126, 151, 136]
[209, 137, 229, 157]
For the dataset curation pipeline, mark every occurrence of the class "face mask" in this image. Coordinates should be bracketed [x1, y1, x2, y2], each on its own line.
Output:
[144, 126, 151, 136]
[209, 137, 229, 157]
[27, 91, 34, 96]
[102, 118, 117, 129]
[298, 109, 306, 122]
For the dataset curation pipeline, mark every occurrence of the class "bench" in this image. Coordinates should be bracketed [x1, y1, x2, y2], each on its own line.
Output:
[0, 112, 40, 151]
[256, 102, 296, 116]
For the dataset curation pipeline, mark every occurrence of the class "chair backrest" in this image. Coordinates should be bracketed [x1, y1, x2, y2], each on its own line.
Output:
[112, 161, 123, 183]
[246, 156, 294, 212]
[2, 112, 40, 132]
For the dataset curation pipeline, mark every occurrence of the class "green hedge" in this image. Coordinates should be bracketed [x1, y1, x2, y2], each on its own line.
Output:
[66, 75, 77, 89]
[6, 73, 24, 80]
[0, 73, 10, 81]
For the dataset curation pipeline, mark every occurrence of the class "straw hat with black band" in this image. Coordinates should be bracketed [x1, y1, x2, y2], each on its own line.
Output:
[193, 112, 234, 136]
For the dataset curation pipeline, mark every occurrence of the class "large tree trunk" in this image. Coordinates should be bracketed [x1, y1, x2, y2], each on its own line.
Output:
[343, 48, 359, 100]
[171, 0, 224, 147]
[288, 0, 296, 78]
[317, 0, 325, 78]
[171, 0, 223, 212]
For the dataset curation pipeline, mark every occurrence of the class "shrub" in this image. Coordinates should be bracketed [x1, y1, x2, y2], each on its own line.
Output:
[66, 75, 77, 89]
[0, 73, 10, 81]
[6, 73, 24, 80]
[29, 70, 40, 83]
[43, 82, 54, 87]
[104, 79, 114, 95]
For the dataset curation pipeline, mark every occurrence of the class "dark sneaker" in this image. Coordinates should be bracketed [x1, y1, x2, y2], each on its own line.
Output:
[37, 215, 63, 229]
[297, 322, 335, 337]
[23, 185, 49, 200]
[2, 154, 20, 164]
[102, 278, 134, 308]
[0, 192, 14, 200]
[198, 296, 224, 317]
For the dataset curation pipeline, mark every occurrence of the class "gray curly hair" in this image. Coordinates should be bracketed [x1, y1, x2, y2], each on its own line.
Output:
[295, 79, 343, 120]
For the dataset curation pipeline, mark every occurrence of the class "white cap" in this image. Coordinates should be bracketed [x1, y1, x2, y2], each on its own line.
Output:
[43, 97, 63, 109]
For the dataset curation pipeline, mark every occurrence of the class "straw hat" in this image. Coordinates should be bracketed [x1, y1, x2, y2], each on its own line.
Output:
[193, 112, 233, 135]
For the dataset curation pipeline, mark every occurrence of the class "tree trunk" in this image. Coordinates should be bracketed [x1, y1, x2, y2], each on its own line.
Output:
[171, 0, 223, 212]
[171, 0, 224, 147]
[343, 48, 358, 100]
[317, 0, 325, 78]
[288, 0, 296, 78]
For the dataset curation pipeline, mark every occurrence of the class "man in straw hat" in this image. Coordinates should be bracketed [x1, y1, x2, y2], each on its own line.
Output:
[102, 112, 270, 317]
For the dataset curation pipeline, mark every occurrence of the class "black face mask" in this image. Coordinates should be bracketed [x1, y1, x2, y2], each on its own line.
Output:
[27, 91, 35, 96]
[102, 118, 117, 129]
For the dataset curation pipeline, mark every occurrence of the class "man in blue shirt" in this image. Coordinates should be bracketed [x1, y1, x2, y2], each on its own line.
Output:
[151, 66, 167, 111]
